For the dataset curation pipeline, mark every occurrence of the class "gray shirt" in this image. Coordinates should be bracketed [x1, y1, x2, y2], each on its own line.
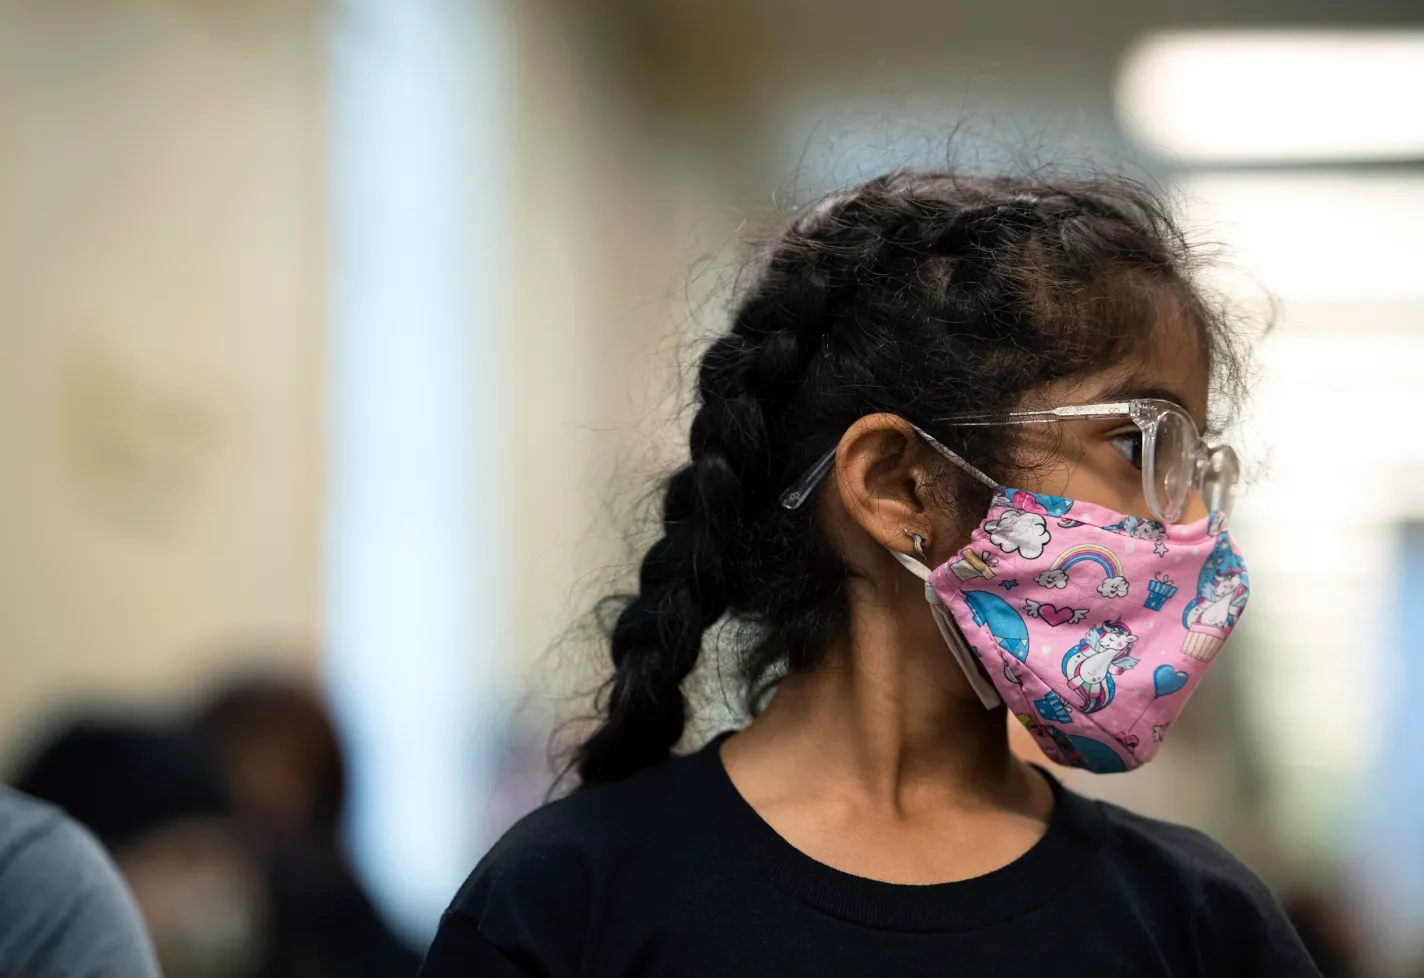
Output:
[0, 786, 160, 978]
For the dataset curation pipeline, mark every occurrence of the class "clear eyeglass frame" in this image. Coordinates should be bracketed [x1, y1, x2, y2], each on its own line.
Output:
[777, 398, 1239, 527]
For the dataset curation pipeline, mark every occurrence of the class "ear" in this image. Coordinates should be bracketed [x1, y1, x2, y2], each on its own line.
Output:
[1126, 634, 1138, 645]
[833, 413, 941, 559]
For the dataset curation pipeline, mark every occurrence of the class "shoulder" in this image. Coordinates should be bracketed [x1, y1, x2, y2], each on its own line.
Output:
[1094, 798, 1270, 897]
[440, 749, 711, 952]
[0, 784, 62, 852]
[0, 786, 160, 978]
[1089, 797, 1318, 976]
[512, 752, 696, 846]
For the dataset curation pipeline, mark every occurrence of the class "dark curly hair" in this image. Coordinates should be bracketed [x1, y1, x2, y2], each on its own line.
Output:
[574, 170, 1239, 785]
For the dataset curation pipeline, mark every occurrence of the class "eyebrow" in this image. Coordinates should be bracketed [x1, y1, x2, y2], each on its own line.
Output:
[1094, 383, 1193, 413]
[1094, 382, 1211, 432]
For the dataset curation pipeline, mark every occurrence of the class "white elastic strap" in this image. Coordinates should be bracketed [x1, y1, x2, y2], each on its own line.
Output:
[889, 551, 1004, 710]
[889, 548, 933, 583]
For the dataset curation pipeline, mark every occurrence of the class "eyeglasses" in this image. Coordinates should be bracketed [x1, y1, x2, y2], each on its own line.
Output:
[778, 398, 1239, 527]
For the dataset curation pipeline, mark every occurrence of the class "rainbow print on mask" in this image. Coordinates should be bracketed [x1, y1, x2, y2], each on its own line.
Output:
[1034, 544, 1130, 598]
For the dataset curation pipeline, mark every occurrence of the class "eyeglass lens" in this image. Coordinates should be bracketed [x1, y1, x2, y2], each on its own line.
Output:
[1153, 409, 1197, 523]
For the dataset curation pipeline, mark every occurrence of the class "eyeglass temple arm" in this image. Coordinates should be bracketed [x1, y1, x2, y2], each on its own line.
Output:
[910, 425, 998, 489]
[932, 402, 1136, 426]
[777, 448, 838, 510]
[778, 425, 998, 511]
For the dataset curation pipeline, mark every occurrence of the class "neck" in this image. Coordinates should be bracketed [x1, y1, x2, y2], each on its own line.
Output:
[733, 572, 1026, 815]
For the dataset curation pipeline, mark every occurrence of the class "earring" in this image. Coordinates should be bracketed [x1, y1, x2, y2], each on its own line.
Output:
[903, 528, 928, 559]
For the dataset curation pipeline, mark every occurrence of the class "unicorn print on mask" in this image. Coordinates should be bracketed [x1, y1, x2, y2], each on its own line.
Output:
[996, 489, 1082, 527]
[1103, 514, 1170, 556]
[1061, 620, 1139, 714]
[1041, 725, 1127, 774]
[1180, 533, 1249, 663]
[1003, 490, 1074, 519]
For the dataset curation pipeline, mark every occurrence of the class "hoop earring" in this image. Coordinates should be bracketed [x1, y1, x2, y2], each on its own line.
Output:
[903, 528, 928, 559]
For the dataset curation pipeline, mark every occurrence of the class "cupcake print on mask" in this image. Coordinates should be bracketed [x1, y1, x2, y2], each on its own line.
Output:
[1180, 534, 1249, 663]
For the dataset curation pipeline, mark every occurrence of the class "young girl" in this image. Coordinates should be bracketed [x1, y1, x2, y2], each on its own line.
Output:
[419, 172, 1318, 976]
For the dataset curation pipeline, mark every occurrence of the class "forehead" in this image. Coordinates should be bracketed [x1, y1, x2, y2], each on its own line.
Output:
[1024, 292, 1211, 429]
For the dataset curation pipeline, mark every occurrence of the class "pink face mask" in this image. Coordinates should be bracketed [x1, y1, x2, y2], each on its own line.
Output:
[893, 487, 1249, 773]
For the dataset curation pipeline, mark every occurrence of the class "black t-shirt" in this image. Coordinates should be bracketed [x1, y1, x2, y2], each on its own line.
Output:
[420, 733, 1319, 977]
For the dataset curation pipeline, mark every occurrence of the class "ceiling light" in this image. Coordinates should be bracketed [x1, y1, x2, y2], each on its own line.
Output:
[1118, 32, 1424, 163]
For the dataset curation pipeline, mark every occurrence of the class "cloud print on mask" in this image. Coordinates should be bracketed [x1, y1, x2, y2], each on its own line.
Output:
[1097, 576, 1130, 599]
[1035, 568, 1069, 589]
[983, 510, 1050, 561]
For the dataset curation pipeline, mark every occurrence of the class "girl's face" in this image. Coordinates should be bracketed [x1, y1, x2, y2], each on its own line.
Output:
[1001, 310, 1212, 525]
[824, 301, 1216, 582]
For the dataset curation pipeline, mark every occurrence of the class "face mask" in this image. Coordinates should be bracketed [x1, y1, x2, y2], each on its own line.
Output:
[893, 487, 1249, 773]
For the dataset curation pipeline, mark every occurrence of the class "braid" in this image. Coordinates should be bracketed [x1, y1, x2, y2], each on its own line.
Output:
[575, 230, 852, 784]
[576, 330, 782, 783]
[574, 167, 1241, 784]
[575, 460, 737, 783]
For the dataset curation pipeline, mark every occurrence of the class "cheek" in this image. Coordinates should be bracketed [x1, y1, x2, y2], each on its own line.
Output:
[1026, 445, 1152, 518]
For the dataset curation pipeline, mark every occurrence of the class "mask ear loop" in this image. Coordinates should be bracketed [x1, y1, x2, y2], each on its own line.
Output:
[896, 424, 1004, 709]
[908, 425, 1006, 706]
[781, 421, 1006, 709]
[888, 549, 1004, 711]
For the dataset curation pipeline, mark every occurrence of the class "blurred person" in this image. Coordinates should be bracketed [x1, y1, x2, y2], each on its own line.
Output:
[1281, 889, 1363, 978]
[192, 676, 422, 978]
[0, 784, 160, 978]
[482, 723, 557, 845]
[191, 677, 346, 851]
[421, 171, 1319, 976]
[13, 717, 268, 978]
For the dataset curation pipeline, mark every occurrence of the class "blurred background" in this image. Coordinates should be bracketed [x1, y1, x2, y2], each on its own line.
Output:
[0, 0, 1421, 975]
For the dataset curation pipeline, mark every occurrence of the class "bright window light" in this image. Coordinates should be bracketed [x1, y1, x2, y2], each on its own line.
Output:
[1117, 31, 1424, 163]
[326, 0, 513, 944]
[1181, 173, 1424, 300]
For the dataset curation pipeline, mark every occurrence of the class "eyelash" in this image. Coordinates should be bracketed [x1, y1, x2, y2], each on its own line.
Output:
[1109, 429, 1144, 470]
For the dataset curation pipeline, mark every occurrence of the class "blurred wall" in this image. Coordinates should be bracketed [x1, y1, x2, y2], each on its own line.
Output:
[511, 0, 695, 693]
[0, 2, 326, 757]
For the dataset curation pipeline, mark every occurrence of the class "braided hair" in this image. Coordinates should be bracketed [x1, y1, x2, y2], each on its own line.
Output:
[574, 170, 1238, 785]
